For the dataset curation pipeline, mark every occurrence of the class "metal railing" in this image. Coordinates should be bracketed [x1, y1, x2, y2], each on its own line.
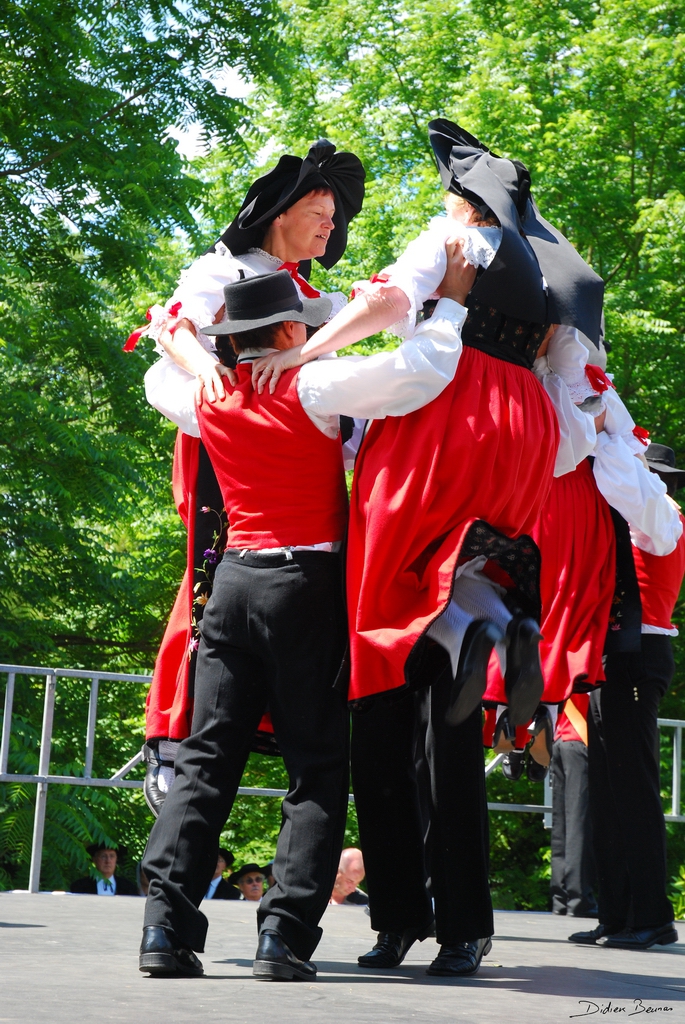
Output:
[1, 663, 683, 892]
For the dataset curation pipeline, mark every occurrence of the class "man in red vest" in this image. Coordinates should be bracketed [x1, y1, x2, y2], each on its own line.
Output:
[139, 255, 475, 981]
[571, 443, 685, 950]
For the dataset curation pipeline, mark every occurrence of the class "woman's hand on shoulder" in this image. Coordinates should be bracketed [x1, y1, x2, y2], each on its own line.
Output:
[251, 346, 306, 394]
[194, 360, 236, 404]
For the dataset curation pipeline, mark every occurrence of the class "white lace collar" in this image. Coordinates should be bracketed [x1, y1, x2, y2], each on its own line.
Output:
[248, 247, 283, 265]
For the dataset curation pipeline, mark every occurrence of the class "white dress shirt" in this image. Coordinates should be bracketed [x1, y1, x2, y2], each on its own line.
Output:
[96, 876, 116, 896]
[147, 298, 468, 439]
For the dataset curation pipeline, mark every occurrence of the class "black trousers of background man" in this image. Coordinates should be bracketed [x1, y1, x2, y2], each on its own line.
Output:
[588, 634, 675, 932]
[143, 549, 350, 961]
[351, 682, 494, 945]
[550, 739, 597, 916]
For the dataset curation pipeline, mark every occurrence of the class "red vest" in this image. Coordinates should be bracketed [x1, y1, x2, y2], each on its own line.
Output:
[632, 513, 685, 629]
[197, 365, 348, 548]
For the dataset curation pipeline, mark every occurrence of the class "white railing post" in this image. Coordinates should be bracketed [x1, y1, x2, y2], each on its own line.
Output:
[543, 770, 553, 830]
[84, 678, 99, 779]
[673, 726, 682, 819]
[0, 671, 16, 775]
[28, 673, 56, 894]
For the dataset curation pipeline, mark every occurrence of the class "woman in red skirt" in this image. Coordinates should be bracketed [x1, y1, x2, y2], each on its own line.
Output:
[254, 120, 604, 977]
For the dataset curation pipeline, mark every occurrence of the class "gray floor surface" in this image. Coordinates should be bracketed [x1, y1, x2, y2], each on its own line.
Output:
[1, 891, 684, 1023]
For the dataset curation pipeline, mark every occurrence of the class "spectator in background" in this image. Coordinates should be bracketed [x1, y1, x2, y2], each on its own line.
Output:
[228, 864, 266, 902]
[204, 849, 241, 901]
[71, 843, 138, 896]
[330, 848, 368, 906]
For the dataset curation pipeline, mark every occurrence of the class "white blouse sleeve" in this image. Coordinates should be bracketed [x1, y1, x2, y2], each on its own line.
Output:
[592, 432, 683, 555]
[383, 222, 448, 336]
[535, 367, 597, 477]
[166, 251, 243, 340]
[144, 359, 199, 437]
[601, 388, 643, 454]
[297, 297, 467, 427]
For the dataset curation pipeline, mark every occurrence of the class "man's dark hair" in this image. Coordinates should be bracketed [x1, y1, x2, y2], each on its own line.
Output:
[214, 321, 286, 366]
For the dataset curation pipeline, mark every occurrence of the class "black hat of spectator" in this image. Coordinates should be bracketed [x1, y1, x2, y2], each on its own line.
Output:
[217, 849, 234, 868]
[228, 863, 265, 885]
[645, 444, 685, 490]
[87, 842, 126, 858]
[201, 270, 331, 336]
[217, 140, 365, 270]
[428, 118, 605, 344]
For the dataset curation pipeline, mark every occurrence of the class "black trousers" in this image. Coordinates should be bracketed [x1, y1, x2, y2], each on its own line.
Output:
[143, 549, 350, 960]
[351, 680, 493, 945]
[550, 739, 597, 915]
[588, 634, 674, 931]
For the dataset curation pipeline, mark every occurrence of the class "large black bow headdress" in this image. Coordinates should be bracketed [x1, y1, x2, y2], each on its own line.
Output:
[428, 119, 604, 344]
[218, 140, 365, 270]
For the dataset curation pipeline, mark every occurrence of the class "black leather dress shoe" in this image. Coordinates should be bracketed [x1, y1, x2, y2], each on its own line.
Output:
[526, 754, 549, 782]
[504, 615, 544, 726]
[568, 923, 620, 945]
[603, 923, 679, 950]
[139, 925, 204, 976]
[426, 937, 492, 977]
[253, 930, 317, 981]
[446, 620, 504, 726]
[501, 749, 525, 781]
[358, 922, 433, 968]
[142, 742, 175, 818]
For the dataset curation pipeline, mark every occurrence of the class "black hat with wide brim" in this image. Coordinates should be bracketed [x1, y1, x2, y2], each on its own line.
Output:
[217, 140, 365, 270]
[428, 119, 605, 344]
[228, 863, 265, 885]
[645, 443, 685, 490]
[87, 842, 126, 859]
[201, 270, 332, 336]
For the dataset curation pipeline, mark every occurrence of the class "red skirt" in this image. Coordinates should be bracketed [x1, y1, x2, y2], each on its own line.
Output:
[484, 459, 615, 706]
[145, 432, 199, 740]
[346, 346, 559, 702]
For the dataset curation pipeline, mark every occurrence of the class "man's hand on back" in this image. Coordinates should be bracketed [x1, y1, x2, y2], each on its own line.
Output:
[437, 240, 477, 306]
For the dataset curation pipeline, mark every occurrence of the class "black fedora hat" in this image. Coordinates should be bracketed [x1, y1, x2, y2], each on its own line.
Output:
[217, 140, 365, 270]
[87, 841, 126, 858]
[201, 270, 332, 336]
[217, 848, 234, 868]
[428, 118, 605, 344]
[228, 863, 265, 885]
[645, 444, 685, 490]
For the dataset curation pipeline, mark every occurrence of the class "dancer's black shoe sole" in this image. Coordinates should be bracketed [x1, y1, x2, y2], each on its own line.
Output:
[505, 616, 544, 727]
[253, 959, 312, 981]
[139, 951, 204, 977]
[446, 621, 503, 726]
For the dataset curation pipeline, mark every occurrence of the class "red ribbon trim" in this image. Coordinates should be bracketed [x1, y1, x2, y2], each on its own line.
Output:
[632, 424, 650, 447]
[585, 364, 615, 394]
[277, 262, 321, 299]
[122, 301, 183, 352]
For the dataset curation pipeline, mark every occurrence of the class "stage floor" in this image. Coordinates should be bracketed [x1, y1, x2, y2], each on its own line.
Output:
[1, 892, 684, 1023]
